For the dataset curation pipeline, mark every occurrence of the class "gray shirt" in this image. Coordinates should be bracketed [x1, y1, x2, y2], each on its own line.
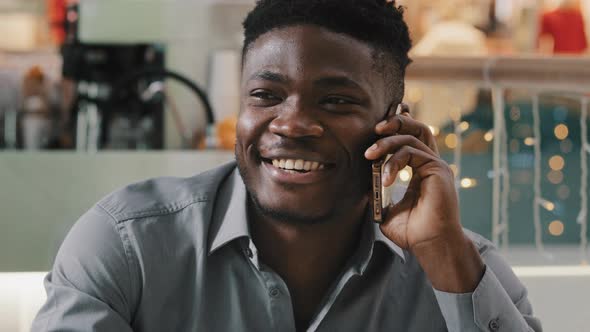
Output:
[32, 161, 542, 332]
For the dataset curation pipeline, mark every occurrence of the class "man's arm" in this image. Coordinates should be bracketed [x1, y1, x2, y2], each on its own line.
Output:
[31, 205, 138, 331]
[433, 231, 542, 332]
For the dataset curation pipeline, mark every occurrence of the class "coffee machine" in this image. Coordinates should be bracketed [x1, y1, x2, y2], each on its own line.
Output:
[62, 3, 213, 150]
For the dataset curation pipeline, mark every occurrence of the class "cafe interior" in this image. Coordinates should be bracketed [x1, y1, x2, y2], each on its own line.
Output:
[1, 0, 590, 330]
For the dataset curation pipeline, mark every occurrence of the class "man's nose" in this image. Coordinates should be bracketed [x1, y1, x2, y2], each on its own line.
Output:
[268, 102, 324, 138]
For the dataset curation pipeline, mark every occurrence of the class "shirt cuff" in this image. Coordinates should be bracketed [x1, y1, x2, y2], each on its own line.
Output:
[434, 266, 531, 332]
[433, 282, 479, 332]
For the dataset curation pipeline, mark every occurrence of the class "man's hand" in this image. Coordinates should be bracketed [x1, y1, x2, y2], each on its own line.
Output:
[364, 105, 484, 293]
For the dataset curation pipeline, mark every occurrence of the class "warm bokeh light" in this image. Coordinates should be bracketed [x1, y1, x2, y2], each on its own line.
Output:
[428, 125, 440, 136]
[445, 133, 457, 149]
[548, 155, 565, 171]
[547, 170, 564, 185]
[460, 178, 478, 189]
[484, 130, 494, 142]
[459, 121, 470, 132]
[542, 201, 555, 211]
[524, 137, 535, 146]
[399, 168, 412, 182]
[548, 220, 564, 236]
[554, 124, 569, 140]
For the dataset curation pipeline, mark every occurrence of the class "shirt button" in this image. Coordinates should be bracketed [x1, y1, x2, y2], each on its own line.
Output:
[488, 318, 500, 331]
[269, 287, 280, 298]
[244, 248, 253, 259]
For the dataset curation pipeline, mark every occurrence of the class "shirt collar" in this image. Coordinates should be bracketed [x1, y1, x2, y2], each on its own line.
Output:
[207, 167, 406, 264]
[208, 168, 250, 255]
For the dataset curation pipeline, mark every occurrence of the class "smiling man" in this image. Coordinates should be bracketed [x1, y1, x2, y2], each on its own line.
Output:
[32, 1, 541, 331]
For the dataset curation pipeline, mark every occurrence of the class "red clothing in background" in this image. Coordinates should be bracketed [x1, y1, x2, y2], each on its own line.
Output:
[47, 0, 66, 45]
[540, 8, 588, 54]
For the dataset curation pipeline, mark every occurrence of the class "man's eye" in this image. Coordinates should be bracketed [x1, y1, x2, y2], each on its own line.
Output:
[251, 91, 279, 100]
[322, 96, 357, 105]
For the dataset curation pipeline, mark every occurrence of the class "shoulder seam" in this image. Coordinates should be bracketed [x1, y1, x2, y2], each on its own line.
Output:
[94, 204, 140, 320]
[97, 196, 209, 223]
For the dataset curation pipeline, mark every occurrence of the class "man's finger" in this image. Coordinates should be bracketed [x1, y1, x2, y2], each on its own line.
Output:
[381, 146, 446, 186]
[375, 114, 439, 155]
[364, 134, 438, 164]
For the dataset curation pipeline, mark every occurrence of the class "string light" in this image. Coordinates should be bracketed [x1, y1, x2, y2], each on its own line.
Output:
[554, 124, 569, 140]
[548, 155, 565, 171]
[460, 178, 478, 189]
[445, 133, 458, 149]
[484, 130, 494, 142]
[459, 121, 470, 132]
[537, 197, 555, 211]
[548, 220, 565, 236]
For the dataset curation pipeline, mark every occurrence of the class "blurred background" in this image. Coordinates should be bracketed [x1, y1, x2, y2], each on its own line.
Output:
[1, 0, 590, 331]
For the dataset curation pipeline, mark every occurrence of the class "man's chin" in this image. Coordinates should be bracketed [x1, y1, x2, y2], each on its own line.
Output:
[248, 193, 334, 226]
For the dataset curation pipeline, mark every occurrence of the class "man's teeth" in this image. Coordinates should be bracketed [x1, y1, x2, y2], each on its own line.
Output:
[271, 159, 325, 171]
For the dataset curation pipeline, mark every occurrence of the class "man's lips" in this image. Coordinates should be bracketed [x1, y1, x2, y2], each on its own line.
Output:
[258, 151, 336, 171]
[260, 159, 333, 184]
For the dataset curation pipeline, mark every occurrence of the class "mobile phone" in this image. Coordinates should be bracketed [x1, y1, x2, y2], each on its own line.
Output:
[371, 158, 385, 223]
[371, 103, 408, 223]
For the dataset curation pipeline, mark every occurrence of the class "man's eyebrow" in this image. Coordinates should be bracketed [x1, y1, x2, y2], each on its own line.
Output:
[313, 76, 364, 90]
[248, 70, 290, 83]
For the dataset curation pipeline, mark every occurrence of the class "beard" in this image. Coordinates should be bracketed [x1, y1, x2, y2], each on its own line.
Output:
[235, 146, 339, 226]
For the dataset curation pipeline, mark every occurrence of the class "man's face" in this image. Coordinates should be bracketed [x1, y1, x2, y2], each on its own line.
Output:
[236, 25, 392, 223]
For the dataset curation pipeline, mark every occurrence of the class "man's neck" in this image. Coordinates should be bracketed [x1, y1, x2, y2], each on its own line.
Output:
[248, 199, 367, 327]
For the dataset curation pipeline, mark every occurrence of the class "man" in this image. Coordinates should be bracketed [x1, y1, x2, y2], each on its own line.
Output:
[32, 1, 542, 331]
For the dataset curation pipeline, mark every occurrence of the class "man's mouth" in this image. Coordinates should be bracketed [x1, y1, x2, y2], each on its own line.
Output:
[260, 157, 327, 173]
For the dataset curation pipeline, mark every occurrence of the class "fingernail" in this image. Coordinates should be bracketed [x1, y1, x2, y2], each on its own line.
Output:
[376, 120, 387, 130]
[368, 144, 378, 151]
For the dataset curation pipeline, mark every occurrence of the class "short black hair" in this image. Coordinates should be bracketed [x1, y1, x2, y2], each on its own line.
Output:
[242, 0, 412, 103]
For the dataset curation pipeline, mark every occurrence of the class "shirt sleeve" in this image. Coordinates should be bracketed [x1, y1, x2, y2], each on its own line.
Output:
[432, 236, 543, 332]
[31, 205, 138, 331]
